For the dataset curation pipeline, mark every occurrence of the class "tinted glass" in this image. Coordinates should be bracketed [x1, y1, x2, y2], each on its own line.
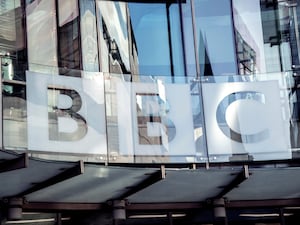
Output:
[96, 0, 185, 76]
[194, 0, 237, 76]
[57, 0, 81, 73]
[26, 0, 58, 73]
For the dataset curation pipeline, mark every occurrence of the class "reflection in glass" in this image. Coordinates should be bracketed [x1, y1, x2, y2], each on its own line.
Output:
[97, 1, 131, 74]
[48, 87, 87, 142]
[181, 0, 197, 76]
[1, 1, 27, 149]
[4, 0, 300, 164]
[96, 0, 185, 77]
[194, 0, 237, 76]
[26, 0, 58, 72]
[202, 74, 291, 162]
[57, 0, 81, 73]
[140, 3, 171, 76]
[0, 0, 26, 81]
[233, 0, 265, 74]
[136, 93, 176, 146]
[129, 2, 184, 76]
[80, 0, 99, 72]
[232, 0, 300, 157]
[3, 84, 27, 149]
[169, 3, 185, 76]
[107, 74, 202, 163]
[234, 0, 293, 74]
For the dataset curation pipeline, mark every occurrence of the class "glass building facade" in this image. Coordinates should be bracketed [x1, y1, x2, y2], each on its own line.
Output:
[0, 0, 299, 163]
[1, 1, 300, 224]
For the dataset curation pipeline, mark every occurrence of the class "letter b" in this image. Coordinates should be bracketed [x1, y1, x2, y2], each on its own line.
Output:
[48, 87, 88, 141]
[136, 93, 176, 145]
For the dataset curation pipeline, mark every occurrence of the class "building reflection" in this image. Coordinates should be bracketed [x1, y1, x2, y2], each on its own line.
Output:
[0, 0, 300, 161]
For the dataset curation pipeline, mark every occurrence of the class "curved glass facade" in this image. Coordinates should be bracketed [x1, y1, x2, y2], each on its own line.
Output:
[1, 0, 300, 164]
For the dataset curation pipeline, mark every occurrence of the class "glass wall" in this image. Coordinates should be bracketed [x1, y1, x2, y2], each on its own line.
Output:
[127, 2, 185, 76]
[80, 0, 99, 72]
[26, 0, 58, 73]
[96, 1, 131, 75]
[2, 0, 300, 163]
[105, 73, 206, 163]
[57, 0, 81, 72]
[193, 0, 238, 76]
[96, 0, 185, 76]
[22, 0, 300, 77]
[0, 0, 27, 150]
[17, 69, 292, 163]
[232, 0, 293, 74]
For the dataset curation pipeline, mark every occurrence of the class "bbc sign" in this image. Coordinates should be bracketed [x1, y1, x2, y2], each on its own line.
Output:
[26, 71, 291, 161]
[116, 81, 196, 157]
[26, 71, 107, 154]
[202, 80, 291, 161]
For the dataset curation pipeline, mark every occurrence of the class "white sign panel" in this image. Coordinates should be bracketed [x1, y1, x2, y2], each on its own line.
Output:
[202, 80, 291, 161]
[26, 71, 107, 154]
[117, 81, 196, 157]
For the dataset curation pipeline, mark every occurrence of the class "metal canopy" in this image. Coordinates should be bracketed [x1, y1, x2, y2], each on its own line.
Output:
[0, 151, 78, 199]
[225, 167, 300, 201]
[127, 167, 244, 203]
[1, 150, 300, 213]
[0, 152, 28, 173]
[25, 164, 160, 203]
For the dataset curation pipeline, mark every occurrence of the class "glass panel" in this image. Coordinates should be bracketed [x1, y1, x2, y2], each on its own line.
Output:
[96, 1, 131, 74]
[202, 72, 292, 162]
[233, 0, 295, 74]
[167, 3, 185, 76]
[3, 82, 27, 150]
[26, 0, 58, 73]
[261, 1, 285, 73]
[96, 0, 185, 77]
[243, 1, 298, 73]
[2, 65, 299, 163]
[3, 0, 300, 164]
[290, 75, 300, 153]
[0, 1, 27, 149]
[79, 0, 99, 72]
[233, 0, 267, 74]
[106, 73, 207, 163]
[194, 0, 237, 76]
[0, 1, 23, 56]
[231, 0, 300, 159]
[289, 1, 300, 69]
[129, 3, 170, 76]
[128, 2, 184, 76]
[1, 57, 27, 150]
[57, 0, 81, 73]
[0, 0, 27, 81]
[181, 0, 197, 76]
[25, 68, 107, 162]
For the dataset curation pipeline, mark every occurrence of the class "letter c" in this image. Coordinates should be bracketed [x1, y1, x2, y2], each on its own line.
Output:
[216, 91, 269, 143]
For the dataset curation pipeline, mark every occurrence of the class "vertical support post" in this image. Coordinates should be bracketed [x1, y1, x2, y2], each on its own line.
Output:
[280, 208, 286, 225]
[0, 56, 2, 149]
[213, 198, 227, 225]
[168, 212, 173, 225]
[7, 198, 23, 221]
[166, 3, 174, 76]
[0, 208, 3, 223]
[190, 0, 200, 78]
[161, 165, 166, 179]
[243, 165, 250, 178]
[113, 200, 126, 220]
[292, 4, 300, 64]
[55, 213, 62, 225]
